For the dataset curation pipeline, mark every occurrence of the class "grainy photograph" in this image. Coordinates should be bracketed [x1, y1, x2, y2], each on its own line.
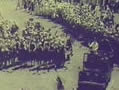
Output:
[0, 0, 118, 90]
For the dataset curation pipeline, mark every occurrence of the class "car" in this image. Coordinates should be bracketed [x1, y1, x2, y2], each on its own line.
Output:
[77, 70, 111, 90]
[77, 49, 113, 90]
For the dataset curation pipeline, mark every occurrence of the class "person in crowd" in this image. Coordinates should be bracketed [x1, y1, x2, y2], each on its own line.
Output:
[30, 0, 35, 14]
[16, 0, 21, 10]
[56, 76, 64, 90]
[115, 24, 119, 32]
[88, 38, 99, 54]
[23, 0, 27, 10]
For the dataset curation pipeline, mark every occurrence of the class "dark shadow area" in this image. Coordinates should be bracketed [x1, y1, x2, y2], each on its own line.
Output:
[12, 64, 34, 71]
[1, 62, 21, 70]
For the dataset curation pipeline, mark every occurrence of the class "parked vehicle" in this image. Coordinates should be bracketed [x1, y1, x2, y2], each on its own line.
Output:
[77, 70, 111, 90]
[77, 50, 113, 90]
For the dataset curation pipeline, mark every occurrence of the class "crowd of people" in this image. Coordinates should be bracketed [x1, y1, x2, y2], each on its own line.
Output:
[8, 0, 119, 71]
[19, 18, 72, 69]
[17, 0, 37, 14]
[18, 0, 115, 34]
[0, 17, 72, 70]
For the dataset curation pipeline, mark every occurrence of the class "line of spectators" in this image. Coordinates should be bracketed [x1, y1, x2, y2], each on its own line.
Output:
[0, 17, 72, 70]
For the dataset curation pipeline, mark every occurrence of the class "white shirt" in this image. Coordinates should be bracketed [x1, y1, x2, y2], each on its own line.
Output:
[89, 41, 99, 51]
